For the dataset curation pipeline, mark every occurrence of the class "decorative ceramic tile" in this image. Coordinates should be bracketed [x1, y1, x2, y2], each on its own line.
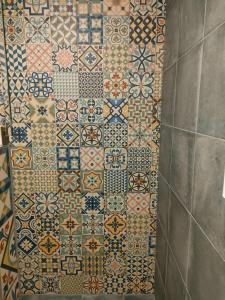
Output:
[104, 213, 126, 236]
[32, 123, 56, 147]
[81, 170, 103, 193]
[130, 0, 156, 16]
[11, 123, 32, 147]
[79, 98, 103, 124]
[80, 147, 104, 170]
[38, 233, 60, 256]
[61, 235, 82, 256]
[83, 275, 104, 294]
[61, 275, 83, 294]
[130, 45, 155, 73]
[25, 16, 51, 44]
[127, 193, 150, 214]
[128, 98, 153, 123]
[82, 214, 104, 235]
[130, 15, 156, 46]
[53, 72, 79, 98]
[126, 256, 154, 294]
[33, 147, 57, 170]
[11, 147, 32, 170]
[57, 123, 80, 147]
[78, 45, 103, 72]
[105, 194, 126, 214]
[60, 213, 81, 235]
[55, 98, 79, 122]
[52, 44, 78, 72]
[80, 124, 103, 147]
[103, 0, 129, 16]
[127, 214, 150, 236]
[81, 192, 104, 214]
[82, 235, 104, 256]
[104, 98, 128, 124]
[128, 147, 151, 171]
[83, 256, 104, 276]
[104, 233, 126, 255]
[103, 44, 129, 73]
[28, 96, 55, 123]
[10, 98, 30, 123]
[103, 16, 129, 44]
[61, 256, 83, 275]
[104, 72, 129, 100]
[26, 43, 52, 73]
[104, 170, 128, 193]
[57, 147, 80, 170]
[23, 0, 50, 15]
[51, 16, 77, 44]
[129, 72, 154, 99]
[79, 72, 103, 98]
[28, 72, 53, 98]
[5, 17, 25, 44]
[50, 0, 77, 17]
[128, 123, 152, 147]
[58, 170, 81, 193]
[33, 170, 58, 193]
[104, 147, 127, 170]
[59, 191, 81, 214]
[104, 123, 128, 148]
[77, 16, 103, 45]
[128, 171, 150, 193]
[12, 170, 34, 196]
[77, 0, 103, 16]
[40, 275, 60, 294]
[6, 44, 27, 72]
[8, 72, 28, 98]
[127, 236, 149, 256]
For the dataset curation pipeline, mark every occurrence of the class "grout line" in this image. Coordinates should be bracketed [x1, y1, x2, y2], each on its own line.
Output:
[161, 123, 225, 143]
[159, 171, 225, 263]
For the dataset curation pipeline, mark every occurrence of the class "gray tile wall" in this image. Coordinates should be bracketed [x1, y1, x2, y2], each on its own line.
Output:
[156, 0, 225, 299]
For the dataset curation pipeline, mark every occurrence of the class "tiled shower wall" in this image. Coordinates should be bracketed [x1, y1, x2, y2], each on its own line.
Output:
[156, 0, 225, 300]
[2, 0, 165, 296]
[0, 2, 19, 299]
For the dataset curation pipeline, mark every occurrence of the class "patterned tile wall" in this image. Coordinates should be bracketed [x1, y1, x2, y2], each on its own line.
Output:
[1, 0, 166, 296]
[0, 2, 19, 299]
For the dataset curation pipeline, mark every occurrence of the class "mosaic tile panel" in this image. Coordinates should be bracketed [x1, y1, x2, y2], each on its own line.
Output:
[1, 0, 165, 297]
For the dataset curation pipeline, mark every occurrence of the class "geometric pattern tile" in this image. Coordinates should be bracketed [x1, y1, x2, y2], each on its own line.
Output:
[57, 123, 80, 147]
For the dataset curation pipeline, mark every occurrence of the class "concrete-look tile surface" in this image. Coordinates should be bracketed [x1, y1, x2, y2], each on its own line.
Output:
[158, 174, 170, 234]
[179, 0, 205, 54]
[188, 219, 225, 300]
[159, 125, 172, 182]
[174, 43, 203, 132]
[170, 129, 195, 209]
[198, 23, 225, 139]
[205, 0, 225, 34]
[193, 135, 225, 259]
[168, 192, 190, 282]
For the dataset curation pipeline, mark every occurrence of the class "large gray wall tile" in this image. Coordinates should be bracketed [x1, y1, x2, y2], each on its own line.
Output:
[156, 223, 168, 284]
[188, 219, 225, 300]
[193, 135, 225, 259]
[159, 125, 172, 182]
[179, 0, 205, 54]
[161, 64, 176, 126]
[158, 174, 170, 233]
[155, 265, 167, 300]
[164, 0, 180, 68]
[198, 24, 225, 139]
[165, 250, 187, 300]
[170, 129, 195, 209]
[168, 192, 190, 282]
[205, 0, 225, 34]
[174, 44, 203, 131]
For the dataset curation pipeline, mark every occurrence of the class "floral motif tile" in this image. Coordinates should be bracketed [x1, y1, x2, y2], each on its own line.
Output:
[104, 147, 127, 170]
[79, 98, 104, 123]
[103, 16, 129, 44]
[28, 96, 55, 123]
[80, 124, 103, 147]
[52, 44, 78, 72]
[55, 98, 79, 123]
[81, 170, 103, 193]
[104, 71, 129, 100]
